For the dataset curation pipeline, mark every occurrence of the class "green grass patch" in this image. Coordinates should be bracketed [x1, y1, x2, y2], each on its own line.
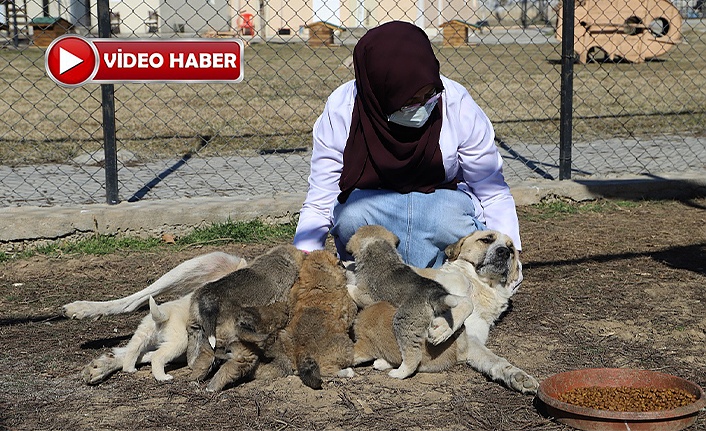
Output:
[0, 200, 656, 263]
[40, 236, 164, 255]
[0, 219, 297, 263]
[180, 219, 297, 245]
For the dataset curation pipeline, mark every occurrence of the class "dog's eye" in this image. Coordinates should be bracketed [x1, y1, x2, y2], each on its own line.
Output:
[479, 236, 494, 244]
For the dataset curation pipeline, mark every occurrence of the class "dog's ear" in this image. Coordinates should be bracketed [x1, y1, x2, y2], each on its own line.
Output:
[445, 236, 466, 260]
[501, 234, 521, 288]
[385, 230, 401, 248]
[507, 251, 521, 288]
[346, 233, 359, 255]
[238, 329, 270, 344]
[236, 309, 271, 344]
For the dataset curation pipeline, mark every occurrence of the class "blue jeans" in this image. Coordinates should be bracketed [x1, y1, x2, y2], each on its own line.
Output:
[331, 188, 486, 268]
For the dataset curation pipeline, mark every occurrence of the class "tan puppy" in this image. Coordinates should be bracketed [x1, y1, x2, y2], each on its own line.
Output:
[82, 294, 193, 384]
[345, 225, 474, 379]
[353, 301, 466, 373]
[188, 244, 304, 388]
[280, 250, 357, 389]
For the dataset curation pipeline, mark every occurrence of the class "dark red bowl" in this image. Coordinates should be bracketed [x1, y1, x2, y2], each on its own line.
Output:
[536, 368, 706, 431]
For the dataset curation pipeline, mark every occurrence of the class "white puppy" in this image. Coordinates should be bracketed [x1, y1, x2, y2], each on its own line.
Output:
[82, 294, 192, 383]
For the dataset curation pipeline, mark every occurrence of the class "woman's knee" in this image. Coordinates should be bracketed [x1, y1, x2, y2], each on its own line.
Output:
[332, 201, 370, 242]
[332, 189, 394, 238]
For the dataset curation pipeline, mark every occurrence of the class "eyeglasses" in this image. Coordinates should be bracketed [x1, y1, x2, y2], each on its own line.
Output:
[399, 91, 441, 113]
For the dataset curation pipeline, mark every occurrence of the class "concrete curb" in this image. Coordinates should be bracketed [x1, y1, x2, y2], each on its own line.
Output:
[2, 172, 705, 243]
[509, 172, 706, 205]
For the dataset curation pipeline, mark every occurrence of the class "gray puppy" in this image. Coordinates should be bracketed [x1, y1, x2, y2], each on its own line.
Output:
[345, 225, 474, 379]
[198, 301, 290, 392]
[187, 244, 304, 384]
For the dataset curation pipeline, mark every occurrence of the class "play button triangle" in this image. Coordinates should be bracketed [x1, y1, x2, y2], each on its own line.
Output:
[59, 47, 84, 74]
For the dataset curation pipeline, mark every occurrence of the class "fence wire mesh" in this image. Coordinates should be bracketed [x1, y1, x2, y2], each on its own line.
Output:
[1, 0, 705, 207]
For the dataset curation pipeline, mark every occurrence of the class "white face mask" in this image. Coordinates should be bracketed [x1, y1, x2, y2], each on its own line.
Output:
[387, 92, 441, 128]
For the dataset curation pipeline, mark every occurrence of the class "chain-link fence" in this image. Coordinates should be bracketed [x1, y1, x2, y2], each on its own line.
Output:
[1, 0, 705, 207]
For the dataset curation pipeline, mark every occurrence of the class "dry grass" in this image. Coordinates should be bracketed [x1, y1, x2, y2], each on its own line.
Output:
[1, 23, 705, 165]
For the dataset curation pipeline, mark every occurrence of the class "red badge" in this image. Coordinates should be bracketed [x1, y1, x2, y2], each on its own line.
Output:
[45, 36, 244, 86]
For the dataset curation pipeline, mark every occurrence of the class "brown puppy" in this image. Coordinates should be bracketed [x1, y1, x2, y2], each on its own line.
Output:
[280, 250, 357, 389]
[188, 244, 304, 387]
[345, 225, 474, 379]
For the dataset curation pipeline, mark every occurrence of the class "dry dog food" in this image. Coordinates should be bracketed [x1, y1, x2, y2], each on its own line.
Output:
[557, 386, 697, 412]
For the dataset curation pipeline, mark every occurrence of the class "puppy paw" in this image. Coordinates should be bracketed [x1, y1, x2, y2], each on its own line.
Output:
[427, 317, 453, 345]
[507, 369, 540, 394]
[373, 359, 392, 370]
[122, 366, 138, 373]
[337, 368, 355, 378]
[388, 367, 412, 379]
[153, 373, 174, 382]
[205, 380, 226, 392]
[82, 354, 122, 385]
[191, 368, 211, 382]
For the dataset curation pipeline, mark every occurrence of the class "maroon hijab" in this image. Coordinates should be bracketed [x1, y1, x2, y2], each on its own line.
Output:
[338, 21, 453, 203]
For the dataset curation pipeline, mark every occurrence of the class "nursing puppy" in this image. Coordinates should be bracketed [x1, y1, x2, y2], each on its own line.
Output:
[82, 294, 192, 384]
[345, 225, 474, 379]
[280, 250, 357, 389]
[187, 244, 304, 385]
[63, 252, 248, 320]
[414, 230, 539, 394]
[196, 301, 290, 392]
[353, 301, 466, 373]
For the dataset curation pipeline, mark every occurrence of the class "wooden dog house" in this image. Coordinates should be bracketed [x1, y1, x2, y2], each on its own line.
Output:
[305, 21, 343, 46]
[30, 17, 73, 48]
[440, 20, 484, 47]
[556, 0, 682, 63]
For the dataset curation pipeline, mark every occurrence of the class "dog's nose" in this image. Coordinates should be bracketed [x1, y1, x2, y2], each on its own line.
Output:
[496, 246, 511, 259]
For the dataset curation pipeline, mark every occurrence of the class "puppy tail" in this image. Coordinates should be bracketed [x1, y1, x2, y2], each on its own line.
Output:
[298, 357, 322, 390]
[149, 296, 168, 324]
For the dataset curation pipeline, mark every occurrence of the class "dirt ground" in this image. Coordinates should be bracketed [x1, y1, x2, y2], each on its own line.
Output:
[1, 197, 705, 431]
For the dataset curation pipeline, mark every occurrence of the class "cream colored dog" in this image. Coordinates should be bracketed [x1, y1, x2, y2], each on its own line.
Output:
[357, 230, 539, 394]
[63, 252, 248, 320]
